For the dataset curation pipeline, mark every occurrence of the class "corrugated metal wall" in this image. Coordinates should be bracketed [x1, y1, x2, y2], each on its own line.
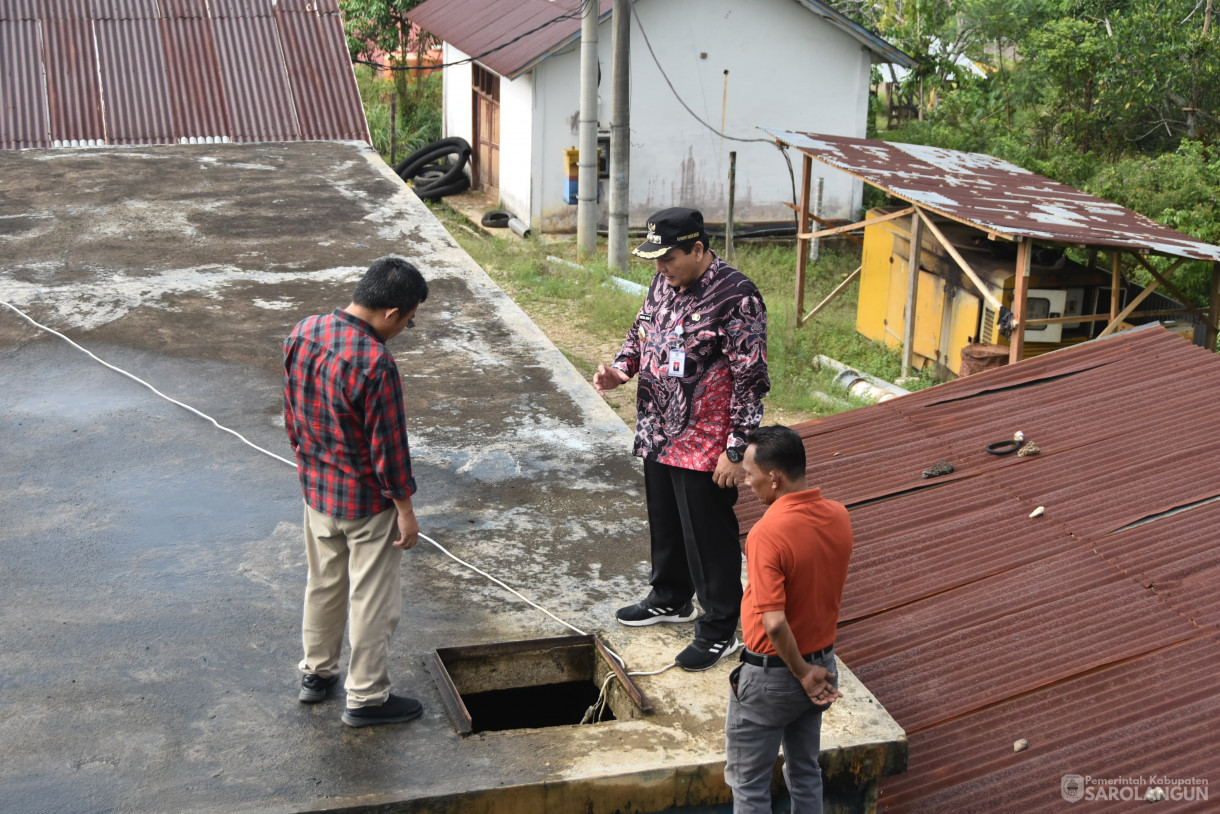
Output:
[0, 0, 369, 149]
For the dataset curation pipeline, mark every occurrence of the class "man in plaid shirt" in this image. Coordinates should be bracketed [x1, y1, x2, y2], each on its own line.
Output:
[283, 255, 428, 728]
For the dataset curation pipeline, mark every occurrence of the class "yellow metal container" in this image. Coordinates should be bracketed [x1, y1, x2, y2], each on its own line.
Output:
[857, 207, 1113, 377]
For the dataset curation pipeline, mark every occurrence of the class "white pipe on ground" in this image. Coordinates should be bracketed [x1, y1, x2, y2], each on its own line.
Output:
[813, 354, 910, 403]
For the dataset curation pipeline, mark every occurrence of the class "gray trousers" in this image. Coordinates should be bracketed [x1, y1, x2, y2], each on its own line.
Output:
[724, 650, 838, 814]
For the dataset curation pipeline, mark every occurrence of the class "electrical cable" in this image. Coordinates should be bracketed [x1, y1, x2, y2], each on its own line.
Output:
[0, 299, 297, 469]
[629, 3, 800, 221]
[629, 3, 771, 146]
[1, 296, 677, 678]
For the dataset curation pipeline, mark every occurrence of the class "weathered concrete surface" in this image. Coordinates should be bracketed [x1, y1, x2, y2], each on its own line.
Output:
[0, 141, 904, 814]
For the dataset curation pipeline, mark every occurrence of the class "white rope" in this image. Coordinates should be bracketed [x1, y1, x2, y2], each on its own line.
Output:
[1, 297, 677, 676]
[0, 299, 297, 468]
[418, 532, 588, 637]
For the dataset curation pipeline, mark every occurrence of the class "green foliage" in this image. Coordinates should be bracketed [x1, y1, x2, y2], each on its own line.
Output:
[341, 0, 442, 159]
[340, 0, 436, 64]
[1087, 141, 1220, 303]
[354, 66, 441, 162]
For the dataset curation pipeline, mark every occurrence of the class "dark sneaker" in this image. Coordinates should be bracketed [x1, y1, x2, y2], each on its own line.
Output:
[298, 673, 340, 704]
[615, 600, 697, 627]
[675, 636, 741, 671]
[341, 694, 423, 728]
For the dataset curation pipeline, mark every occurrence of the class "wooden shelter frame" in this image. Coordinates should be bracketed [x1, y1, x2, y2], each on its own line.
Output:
[787, 151, 1220, 373]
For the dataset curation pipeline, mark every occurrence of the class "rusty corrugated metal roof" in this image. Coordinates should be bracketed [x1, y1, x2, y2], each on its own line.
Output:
[0, 0, 369, 149]
[408, 0, 612, 80]
[736, 326, 1220, 811]
[408, 0, 911, 80]
[0, 19, 50, 148]
[763, 129, 1220, 263]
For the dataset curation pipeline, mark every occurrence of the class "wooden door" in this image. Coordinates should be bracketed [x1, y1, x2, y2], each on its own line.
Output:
[471, 64, 500, 198]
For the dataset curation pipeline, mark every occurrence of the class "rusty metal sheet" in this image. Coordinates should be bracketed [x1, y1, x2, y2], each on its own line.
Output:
[42, 17, 105, 145]
[38, 0, 93, 20]
[409, 0, 613, 80]
[732, 327, 1220, 811]
[764, 129, 1220, 263]
[92, 0, 160, 18]
[1096, 499, 1220, 630]
[160, 16, 230, 141]
[0, 1, 42, 20]
[0, 20, 50, 148]
[277, 0, 339, 11]
[834, 477, 1076, 622]
[275, 10, 369, 142]
[95, 18, 175, 144]
[877, 637, 1220, 812]
[843, 576, 1199, 731]
[160, 0, 210, 18]
[208, 0, 275, 16]
[211, 15, 300, 142]
[2, 2, 369, 149]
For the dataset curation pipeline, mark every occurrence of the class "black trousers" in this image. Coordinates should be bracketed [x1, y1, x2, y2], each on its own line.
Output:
[643, 458, 742, 641]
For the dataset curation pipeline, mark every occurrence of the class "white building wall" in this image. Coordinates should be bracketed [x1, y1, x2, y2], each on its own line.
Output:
[441, 43, 474, 147]
[498, 73, 534, 220]
[530, 0, 874, 231]
[532, 45, 597, 233]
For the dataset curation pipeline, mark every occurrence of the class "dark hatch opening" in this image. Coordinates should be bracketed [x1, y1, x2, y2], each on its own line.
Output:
[462, 679, 615, 733]
[428, 634, 651, 735]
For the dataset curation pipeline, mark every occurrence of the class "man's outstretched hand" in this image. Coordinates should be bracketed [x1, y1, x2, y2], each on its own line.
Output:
[594, 364, 629, 395]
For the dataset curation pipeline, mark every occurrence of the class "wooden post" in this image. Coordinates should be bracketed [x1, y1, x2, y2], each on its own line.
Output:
[1110, 252, 1122, 325]
[811, 177, 824, 264]
[1209, 261, 1220, 350]
[1009, 240, 1032, 365]
[901, 209, 924, 377]
[794, 154, 813, 321]
[390, 94, 397, 166]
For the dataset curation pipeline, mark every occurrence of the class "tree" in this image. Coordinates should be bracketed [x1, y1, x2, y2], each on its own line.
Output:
[340, 0, 441, 144]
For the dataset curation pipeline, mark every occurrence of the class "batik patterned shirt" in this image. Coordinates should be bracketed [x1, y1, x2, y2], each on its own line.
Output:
[612, 253, 769, 472]
[283, 309, 416, 519]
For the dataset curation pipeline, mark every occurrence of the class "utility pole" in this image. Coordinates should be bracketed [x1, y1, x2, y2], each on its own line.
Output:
[577, 0, 599, 259]
[607, 0, 630, 271]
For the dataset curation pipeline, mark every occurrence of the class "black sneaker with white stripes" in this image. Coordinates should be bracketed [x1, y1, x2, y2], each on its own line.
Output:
[675, 635, 741, 671]
[615, 599, 698, 626]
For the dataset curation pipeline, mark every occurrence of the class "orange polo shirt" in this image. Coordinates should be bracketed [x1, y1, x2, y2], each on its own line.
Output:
[741, 488, 853, 656]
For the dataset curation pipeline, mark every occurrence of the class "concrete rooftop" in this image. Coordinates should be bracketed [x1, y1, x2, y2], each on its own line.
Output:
[0, 141, 904, 813]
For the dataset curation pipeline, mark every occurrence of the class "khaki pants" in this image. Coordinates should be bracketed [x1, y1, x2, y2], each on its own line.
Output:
[299, 503, 402, 708]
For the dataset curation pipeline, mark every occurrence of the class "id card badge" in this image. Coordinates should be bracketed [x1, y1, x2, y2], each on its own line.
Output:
[667, 349, 686, 377]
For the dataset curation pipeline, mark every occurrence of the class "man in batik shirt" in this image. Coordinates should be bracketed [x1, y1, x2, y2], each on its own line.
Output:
[595, 207, 769, 671]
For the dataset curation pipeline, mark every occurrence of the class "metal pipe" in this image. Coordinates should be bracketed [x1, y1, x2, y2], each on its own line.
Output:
[813, 354, 910, 402]
[508, 217, 532, 239]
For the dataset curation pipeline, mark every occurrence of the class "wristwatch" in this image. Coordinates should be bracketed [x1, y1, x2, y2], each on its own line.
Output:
[725, 446, 745, 464]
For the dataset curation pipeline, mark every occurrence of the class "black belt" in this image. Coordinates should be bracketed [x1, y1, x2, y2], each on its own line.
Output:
[740, 646, 832, 668]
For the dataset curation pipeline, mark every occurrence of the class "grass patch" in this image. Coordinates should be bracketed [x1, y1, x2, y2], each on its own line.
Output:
[430, 203, 931, 423]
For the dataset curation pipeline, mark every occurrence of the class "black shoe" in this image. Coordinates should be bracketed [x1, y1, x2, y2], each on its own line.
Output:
[341, 694, 423, 728]
[615, 599, 697, 627]
[675, 636, 741, 671]
[298, 673, 340, 704]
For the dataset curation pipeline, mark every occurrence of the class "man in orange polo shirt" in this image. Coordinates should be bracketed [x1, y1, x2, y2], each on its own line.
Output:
[725, 425, 853, 814]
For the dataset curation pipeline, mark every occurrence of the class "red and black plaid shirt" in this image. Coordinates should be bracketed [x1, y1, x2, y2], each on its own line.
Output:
[283, 309, 416, 519]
